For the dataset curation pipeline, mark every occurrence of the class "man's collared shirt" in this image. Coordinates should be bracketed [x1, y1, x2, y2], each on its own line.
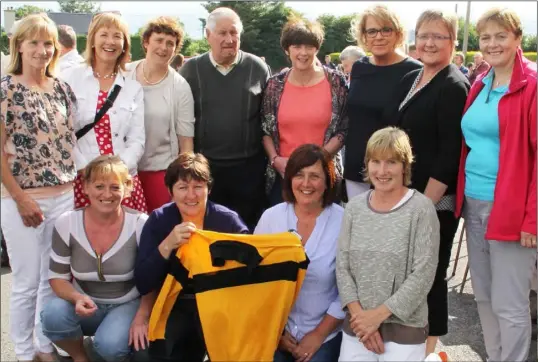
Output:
[209, 51, 240, 75]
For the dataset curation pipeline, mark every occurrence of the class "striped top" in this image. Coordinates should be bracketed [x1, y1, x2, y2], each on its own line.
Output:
[49, 207, 148, 304]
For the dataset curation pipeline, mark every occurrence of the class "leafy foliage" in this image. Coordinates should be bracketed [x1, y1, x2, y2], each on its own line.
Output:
[316, 14, 357, 59]
[57, 0, 100, 14]
[15, 5, 49, 20]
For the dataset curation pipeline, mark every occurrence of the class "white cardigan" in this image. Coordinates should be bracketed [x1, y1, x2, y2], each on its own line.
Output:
[60, 64, 145, 175]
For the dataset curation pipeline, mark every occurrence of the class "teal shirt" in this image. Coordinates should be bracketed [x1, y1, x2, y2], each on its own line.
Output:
[461, 70, 508, 201]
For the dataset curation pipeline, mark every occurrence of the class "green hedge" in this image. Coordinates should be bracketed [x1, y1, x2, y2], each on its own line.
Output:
[464, 50, 536, 64]
[0, 33, 148, 61]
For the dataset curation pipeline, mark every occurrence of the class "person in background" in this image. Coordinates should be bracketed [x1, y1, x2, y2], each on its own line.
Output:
[1, 14, 78, 362]
[324, 54, 337, 70]
[344, 4, 422, 200]
[407, 44, 420, 60]
[467, 62, 475, 74]
[337, 127, 440, 360]
[468, 51, 490, 84]
[453, 51, 469, 77]
[387, 9, 470, 355]
[255, 144, 345, 362]
[126, 16, 195, 213]
[339, 46, 365, 84]
[135, 152, 248, 361]
[61, 12, 147, 213]
[57, 25, 84, 74]
[456, 8, 536, 361]
[179, 7, 270, 230]
[261, 16, 348, 207]
[41, 156, 151, 362]
[1, 20, 21, 78]
[170, 54, 184, 71]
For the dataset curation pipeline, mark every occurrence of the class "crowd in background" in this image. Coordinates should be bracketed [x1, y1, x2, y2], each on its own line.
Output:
[0, 3, 536, 362]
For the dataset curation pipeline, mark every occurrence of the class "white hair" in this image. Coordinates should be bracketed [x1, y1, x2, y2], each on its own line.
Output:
[340, 46, 365, 61]
[205, 7, 243, 34]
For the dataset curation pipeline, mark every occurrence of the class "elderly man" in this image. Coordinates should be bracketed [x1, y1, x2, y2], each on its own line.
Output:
[468, 51, 490, 85]
[179, 7, 271, 229]
[339, 45, 365, 84]
[56, 25, 84, 73]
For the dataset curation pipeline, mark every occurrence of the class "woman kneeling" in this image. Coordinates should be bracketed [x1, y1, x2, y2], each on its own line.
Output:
[41, 156, 149, 362]
[336, 127, 440, 360]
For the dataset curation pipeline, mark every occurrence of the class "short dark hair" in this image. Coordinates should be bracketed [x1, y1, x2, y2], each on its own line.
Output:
[141, 16, 184, 55]
[164, 152, 213, 193]
[170, 53, 184, 70]
[57, 24, 76, 49]
[282, 144, 336, 208]
[280, 16, 324, 51]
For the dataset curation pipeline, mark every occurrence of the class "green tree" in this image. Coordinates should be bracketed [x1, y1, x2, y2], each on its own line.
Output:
[316, 14, 357, 61]
[15, 5, 49, 20]
[202, 1, 296, 70]
[457, 17, 479, 52]
[57, 0, 100, 14]
[522, 34, 537, 52]
[184, 39, 210, 56]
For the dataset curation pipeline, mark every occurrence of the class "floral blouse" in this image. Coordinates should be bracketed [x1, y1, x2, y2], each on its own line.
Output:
[0, 75, 77, 189]
[261, 67, 349, 194]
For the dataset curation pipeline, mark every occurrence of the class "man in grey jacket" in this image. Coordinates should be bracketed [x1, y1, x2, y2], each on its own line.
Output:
[179, 7, 270, 229]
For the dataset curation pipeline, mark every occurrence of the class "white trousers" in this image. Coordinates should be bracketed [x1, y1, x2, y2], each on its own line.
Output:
[0, 191, 74, 361]
[345, 180, 371, 201]
[339, 332, 426, 361]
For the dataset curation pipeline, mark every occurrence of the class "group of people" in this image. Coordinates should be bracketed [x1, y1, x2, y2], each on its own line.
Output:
[0, 3, 535, 362]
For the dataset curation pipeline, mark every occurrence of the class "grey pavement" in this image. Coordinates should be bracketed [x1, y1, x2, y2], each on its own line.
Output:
[1, 221, 537, 361]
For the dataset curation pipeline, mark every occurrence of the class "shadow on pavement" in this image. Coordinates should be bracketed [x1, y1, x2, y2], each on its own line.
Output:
[441, 289, 487, 360]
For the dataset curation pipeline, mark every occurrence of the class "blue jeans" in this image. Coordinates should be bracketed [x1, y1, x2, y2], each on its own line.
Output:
[41, 296, 141, 362]
[274, 332, 342, 362]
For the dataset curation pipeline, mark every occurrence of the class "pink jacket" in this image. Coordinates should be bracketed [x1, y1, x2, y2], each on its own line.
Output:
[456, 48, 537, 241]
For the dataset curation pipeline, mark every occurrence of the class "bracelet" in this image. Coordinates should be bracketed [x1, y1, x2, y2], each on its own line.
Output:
[270, 155, 278, 167]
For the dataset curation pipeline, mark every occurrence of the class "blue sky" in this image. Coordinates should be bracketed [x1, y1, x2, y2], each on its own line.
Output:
[2, 1, 537, 40]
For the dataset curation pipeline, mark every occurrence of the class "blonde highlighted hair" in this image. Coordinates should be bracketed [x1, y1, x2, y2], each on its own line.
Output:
[350, 4, 406, 51]
[82, 155, 133, 194]
[363, 127, 414, 186]
[416, 9, 458, 45]
[7, 14, 61, 77]
[85, 12, 131, 71]
[476, 7, 523, 38]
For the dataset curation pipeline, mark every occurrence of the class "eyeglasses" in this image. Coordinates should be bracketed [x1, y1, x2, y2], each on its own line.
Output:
[364, 27, 393, 38]
[416, 33, 451, 42]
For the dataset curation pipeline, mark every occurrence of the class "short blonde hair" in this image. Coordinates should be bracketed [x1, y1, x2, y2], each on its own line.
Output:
[416, 9, 458, 45]
[7, 14, 61, 77]
[351, 5, 406, 51]
[363, 127, 414, 186]
[85, 12, 131, 71]
[476, 7, 523, 38]
[82, 155, 133, 194]
[141, 16, 185, 55]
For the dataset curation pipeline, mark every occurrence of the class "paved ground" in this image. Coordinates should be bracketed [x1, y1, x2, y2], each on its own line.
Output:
[1, 220, 536, 361]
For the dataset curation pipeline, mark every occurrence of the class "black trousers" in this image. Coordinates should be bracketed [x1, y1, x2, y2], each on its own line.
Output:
[148, 298, 206, 362]
[208, 153, 267, 231]
[427, 210, 460, 336]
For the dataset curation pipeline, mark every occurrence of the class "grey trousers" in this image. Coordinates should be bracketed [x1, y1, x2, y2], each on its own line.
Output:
[464, 196, 536, 361]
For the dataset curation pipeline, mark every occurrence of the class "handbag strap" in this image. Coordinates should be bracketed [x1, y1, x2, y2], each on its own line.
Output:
[76, 84, 122, 140]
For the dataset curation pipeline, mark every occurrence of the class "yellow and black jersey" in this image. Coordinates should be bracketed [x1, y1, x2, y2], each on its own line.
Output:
[148, 229, 309, 362]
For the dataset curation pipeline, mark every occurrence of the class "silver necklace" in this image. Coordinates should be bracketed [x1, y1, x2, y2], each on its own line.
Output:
[142, 61, 168, 85]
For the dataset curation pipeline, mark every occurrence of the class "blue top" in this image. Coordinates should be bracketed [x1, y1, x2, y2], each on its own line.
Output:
[459, 65, 469, 77]
[134, 201, 249, 295]
[254, 202, 345, 343]
[461, 70, 508, 201]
